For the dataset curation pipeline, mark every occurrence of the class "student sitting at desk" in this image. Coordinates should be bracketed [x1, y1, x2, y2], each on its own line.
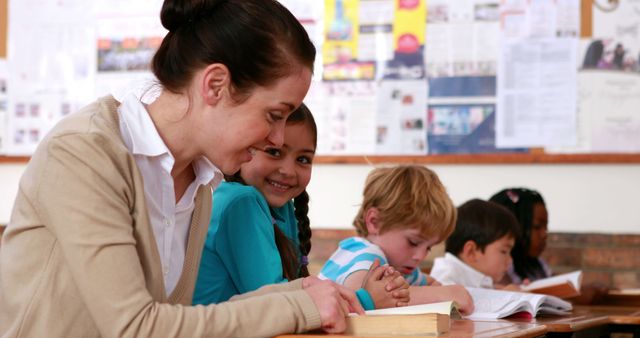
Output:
[489, 188, 551, 284]
[319, 165, 475, 314]
[490, 188, 609, 304]
[430, 199, 521, 290]
[193, 104, 409, 310]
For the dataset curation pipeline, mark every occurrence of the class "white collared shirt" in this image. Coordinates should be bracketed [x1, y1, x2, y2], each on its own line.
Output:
[430, 252, 494, 288]
[118, 87, 223, 295]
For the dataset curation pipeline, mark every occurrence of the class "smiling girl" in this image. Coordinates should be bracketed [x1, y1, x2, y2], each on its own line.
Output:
[194, 105, 409, 310]
[193, 103, 318, 304]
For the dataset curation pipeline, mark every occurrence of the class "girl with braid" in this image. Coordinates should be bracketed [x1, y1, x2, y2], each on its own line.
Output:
[194, 104, 410, 309]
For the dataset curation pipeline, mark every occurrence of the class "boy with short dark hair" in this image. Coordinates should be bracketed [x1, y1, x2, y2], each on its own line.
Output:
[430, 199, 520, 289]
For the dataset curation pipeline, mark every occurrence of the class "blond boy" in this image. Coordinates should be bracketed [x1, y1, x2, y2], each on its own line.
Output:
[319, 165, 474, 313]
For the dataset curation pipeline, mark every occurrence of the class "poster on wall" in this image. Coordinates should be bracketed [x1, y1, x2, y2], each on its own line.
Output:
[427, 103, 527, 154]
[320, 81, 378, 154]
[376, 80, 427, 154]
[6, 0, 96, 155]
[0, 60, 7, 154]
[426, 0, 500, 78]
[423, 0, 524, 155]
[313, 80, 428, 155]
[549, 0, 640, 154]
[495, 0, 580, 148]
[93, 15, 166, 99]
[323, 0, 426, 81]
[382, 0, 426, 80]
[323, 0, 375, 80]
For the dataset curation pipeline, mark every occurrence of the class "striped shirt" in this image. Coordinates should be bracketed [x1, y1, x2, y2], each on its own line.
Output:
[319, 237, 428, 286]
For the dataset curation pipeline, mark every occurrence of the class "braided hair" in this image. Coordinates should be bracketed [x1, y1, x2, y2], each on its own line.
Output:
[489, 188, 547, 281]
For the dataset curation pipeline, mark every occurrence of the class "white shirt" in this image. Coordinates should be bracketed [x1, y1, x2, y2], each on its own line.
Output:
[430, 252, 494, 288]
[118, 87, 223, 295]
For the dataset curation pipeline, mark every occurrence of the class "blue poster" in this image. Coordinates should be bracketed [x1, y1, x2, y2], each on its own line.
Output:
[427, 104, 527, 154]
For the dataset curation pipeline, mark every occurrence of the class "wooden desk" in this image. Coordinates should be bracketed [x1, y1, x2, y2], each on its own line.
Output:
[576, 305, 640, 325]
[603, 291, 640, 307]
[525, 309, 611, 333]
[509, 305, 640, 337]
[278, 306, 640, 338]
[277, 319, 547, 338]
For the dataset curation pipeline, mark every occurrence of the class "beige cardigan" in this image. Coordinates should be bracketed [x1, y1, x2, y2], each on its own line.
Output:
[0, 96, 321, 337]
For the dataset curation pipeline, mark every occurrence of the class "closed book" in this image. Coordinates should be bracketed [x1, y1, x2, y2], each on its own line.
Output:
[346, 301, 459, 336]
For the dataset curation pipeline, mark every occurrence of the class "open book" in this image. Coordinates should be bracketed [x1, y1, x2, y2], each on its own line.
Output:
[466, 287, 572, 320]
[346, 301, 460, 336]
[520, 270, 583, 298]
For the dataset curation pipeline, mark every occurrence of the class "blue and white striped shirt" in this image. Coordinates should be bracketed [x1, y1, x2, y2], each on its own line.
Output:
[319, 237, 428, 286]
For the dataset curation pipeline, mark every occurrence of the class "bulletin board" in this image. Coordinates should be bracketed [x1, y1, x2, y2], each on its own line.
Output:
[0, 0, 639, 165]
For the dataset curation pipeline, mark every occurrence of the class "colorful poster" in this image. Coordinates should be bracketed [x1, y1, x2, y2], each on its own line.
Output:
[427, 103, 526, 154]
[324, 0, 376, 80]
[382, 0, 427, 79]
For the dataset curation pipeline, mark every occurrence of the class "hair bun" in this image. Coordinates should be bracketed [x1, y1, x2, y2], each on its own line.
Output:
[159, 0, 223, 32]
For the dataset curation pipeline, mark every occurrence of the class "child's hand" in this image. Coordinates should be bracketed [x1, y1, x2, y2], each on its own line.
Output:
[381, 267, 410, 306]
[305, 280, 364, 333]
[362, 259, 410, 308]
[438, 285, 475, 315]
[426, 275, 442, 286]
[496, 283, 522, 291]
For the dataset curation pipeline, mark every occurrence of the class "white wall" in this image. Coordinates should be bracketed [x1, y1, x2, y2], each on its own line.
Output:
[306, 163, 640, 234]
[2, 163, 640, 234]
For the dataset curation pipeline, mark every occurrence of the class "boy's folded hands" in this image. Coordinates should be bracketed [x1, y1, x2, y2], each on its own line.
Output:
[362, 259, 411, 308]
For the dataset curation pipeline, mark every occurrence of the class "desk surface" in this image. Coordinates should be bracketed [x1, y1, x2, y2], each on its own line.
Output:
[578, 305, 640, 325]
[278, 305, 640, 337]
[509, 305, 640, 333]
[277, 319, 546, 338]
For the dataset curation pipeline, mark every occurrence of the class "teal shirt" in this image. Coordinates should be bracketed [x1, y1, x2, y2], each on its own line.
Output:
[193, 182, 300, 304]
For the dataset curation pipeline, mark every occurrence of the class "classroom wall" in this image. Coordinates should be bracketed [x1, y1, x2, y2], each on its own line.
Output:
[306, 163, 640, 234]
[2, 162, 639, 234]
[307, 229, 640, 289]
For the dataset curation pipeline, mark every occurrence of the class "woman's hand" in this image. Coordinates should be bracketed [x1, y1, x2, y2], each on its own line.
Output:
[302, 275, 322, 289]
[304, 280, 364, 333]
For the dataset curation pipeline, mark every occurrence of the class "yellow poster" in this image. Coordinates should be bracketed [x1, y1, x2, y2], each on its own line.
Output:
[323, 0, 359, 64]
[323, 0, 376, 80]
[393, 0, 425, 53]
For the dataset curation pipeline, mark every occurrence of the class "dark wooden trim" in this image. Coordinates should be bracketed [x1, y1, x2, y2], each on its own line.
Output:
[314, 153, 640, 165]
[0, 156, 30, 163]
[3, 153, 640, 165]
[581, 0, 593, 38]
[0, 0, 6, 58]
